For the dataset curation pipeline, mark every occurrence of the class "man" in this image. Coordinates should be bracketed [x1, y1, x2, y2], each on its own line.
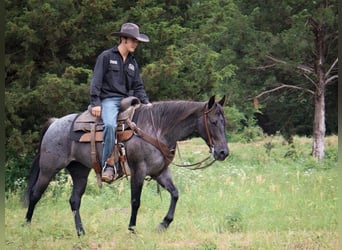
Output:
[90, 22, 152, 183]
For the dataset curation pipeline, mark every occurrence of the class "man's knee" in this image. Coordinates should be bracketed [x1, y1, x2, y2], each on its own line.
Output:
[103, 124, 116, 137]
[104, 124, 115, 130]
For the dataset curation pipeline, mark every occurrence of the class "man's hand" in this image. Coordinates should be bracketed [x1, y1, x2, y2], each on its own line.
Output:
[146, 102, 153, 107]
[91, 106, 102, 117]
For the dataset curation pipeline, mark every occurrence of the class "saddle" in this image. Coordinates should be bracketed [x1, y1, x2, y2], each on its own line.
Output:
[72, 97, 141, 187]
[73, 96, 141, 142]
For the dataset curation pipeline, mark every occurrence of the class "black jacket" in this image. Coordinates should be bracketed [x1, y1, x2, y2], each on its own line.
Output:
[90, 46, 150, 106]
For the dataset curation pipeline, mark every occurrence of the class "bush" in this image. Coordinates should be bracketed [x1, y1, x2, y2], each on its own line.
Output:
[224, 106, 264, 142]
[225, 105, 264, 143]
[5, 154, 33, 195]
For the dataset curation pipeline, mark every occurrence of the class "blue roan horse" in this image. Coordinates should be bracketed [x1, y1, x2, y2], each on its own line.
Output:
[25, 96, 229, 236]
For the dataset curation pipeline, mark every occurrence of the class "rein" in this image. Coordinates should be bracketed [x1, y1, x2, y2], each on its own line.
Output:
[172, 144, 216, 170]
[125, 118, 175, 164]
[126, 103, 216, 170]
[172, 103, 216, 170]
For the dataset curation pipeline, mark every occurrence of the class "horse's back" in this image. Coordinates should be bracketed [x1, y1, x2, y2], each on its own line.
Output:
[42, 113, 77, 142]
[40, 113, 79, 170]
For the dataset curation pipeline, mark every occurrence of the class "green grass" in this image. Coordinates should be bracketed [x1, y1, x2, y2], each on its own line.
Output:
[5, 136, 338, 249]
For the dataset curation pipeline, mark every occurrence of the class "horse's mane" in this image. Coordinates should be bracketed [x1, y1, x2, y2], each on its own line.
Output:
[136, 100, 205, 134]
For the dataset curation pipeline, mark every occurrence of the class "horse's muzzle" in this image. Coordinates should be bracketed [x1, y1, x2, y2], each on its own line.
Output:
[214, 146, 229, 161]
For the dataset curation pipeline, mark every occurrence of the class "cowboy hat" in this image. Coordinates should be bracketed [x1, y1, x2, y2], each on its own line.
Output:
[112, 23, 150, 42]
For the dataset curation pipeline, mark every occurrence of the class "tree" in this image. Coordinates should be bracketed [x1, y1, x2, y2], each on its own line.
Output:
[5, 0, 338, 190]
[5, 0, 126, 156]
[252, 0, 338, 160]
[142, 0, 241, 101]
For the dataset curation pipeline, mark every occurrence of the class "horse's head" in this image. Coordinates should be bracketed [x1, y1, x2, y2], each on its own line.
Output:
[199, 95, 229, 161]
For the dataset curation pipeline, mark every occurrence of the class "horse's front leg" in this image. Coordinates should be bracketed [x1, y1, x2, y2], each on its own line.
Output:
[155, 168, 179, 231]
[128, 170, 145, 233]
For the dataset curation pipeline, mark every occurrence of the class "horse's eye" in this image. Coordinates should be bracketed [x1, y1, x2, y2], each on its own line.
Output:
[211, 120, 218, 126]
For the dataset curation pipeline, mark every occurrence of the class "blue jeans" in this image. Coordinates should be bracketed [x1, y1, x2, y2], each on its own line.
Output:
[101, 97, 122, 167]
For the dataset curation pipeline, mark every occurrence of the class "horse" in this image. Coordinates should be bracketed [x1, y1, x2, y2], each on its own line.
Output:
[24, 95, 229, 236]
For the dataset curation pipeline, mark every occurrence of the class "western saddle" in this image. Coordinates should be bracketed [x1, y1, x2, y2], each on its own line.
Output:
[72, 97, 141, 187]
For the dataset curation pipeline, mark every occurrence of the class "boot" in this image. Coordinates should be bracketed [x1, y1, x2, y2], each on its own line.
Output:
[102, 152, 117, 183]
[102, 165, 115, 183]
[102, 163, 124, 184]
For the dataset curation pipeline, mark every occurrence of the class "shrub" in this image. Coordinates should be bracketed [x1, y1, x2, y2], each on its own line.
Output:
[225, 106, 264, 142]
[5, 154, 33, 195]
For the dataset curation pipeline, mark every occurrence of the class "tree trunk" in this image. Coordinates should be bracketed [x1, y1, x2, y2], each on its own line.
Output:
[312, 88, 325, 160]
[310, 15, 326, 161]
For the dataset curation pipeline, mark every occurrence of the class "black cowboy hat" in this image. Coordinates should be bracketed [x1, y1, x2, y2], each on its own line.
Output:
[112, 23, 150, 42]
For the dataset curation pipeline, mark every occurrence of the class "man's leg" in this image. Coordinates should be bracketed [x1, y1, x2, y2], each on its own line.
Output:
[101, 97, 121, 182]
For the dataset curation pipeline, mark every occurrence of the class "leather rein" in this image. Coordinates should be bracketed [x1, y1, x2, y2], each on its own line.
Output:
[173, 104, 216, 170]
[125, 103, 216, 170]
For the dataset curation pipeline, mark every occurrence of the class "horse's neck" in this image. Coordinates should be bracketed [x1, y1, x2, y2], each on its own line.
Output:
[166, 114, 199, 142]
[140, 102, 203, 147]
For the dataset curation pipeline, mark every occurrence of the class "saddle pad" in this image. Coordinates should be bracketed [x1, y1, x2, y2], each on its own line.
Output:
[79, 131, 103, 142]
[77, 130, 133, 143]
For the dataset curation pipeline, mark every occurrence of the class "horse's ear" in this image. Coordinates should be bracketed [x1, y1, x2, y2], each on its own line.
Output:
[218, 95, 226, 107]
[208, 95, 216, 109]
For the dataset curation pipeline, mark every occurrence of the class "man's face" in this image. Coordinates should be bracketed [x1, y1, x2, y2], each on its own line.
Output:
[124, 37, 139, 53]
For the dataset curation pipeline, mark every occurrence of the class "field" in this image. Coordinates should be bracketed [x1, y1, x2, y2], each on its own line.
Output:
[5, 136, 338, 249]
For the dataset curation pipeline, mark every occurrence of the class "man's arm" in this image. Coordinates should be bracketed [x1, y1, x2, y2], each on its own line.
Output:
[90, 53, 106, 107]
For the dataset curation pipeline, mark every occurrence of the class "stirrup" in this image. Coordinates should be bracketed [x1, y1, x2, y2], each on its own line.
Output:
[113, 163, 118, 177]
[102, 164, 115, 183]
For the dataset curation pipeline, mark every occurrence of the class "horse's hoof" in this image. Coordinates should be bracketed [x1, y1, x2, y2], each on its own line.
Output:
[157, 223, 167, 233]
[77, 229, 86, 237]
[128, 226, 137, 234]
[21, 221, 30, 227]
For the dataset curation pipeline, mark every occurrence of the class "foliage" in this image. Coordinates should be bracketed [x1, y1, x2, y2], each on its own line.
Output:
[224, 105, 264, 143]
[5, 1, 338, 185]
[5, 154, 33, 194]
[236, 0, 338, 138]
[5, 68, 90, 160]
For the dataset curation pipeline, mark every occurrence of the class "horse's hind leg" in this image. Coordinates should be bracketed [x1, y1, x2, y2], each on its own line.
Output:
[26, 170, 56, 223]
[128, 169, 146, 233]
[155, 168, 179, 231]
[66, 162, 91, 236]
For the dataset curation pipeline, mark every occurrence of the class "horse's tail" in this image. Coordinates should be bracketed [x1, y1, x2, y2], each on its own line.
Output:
[23, 118, 57, 207]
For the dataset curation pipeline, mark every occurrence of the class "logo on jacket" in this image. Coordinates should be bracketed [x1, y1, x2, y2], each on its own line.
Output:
[110, 60, 118, 64]
[128, 64, 135, 71]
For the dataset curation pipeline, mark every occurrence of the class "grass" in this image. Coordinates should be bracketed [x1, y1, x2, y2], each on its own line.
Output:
[5, 136, 338, 249]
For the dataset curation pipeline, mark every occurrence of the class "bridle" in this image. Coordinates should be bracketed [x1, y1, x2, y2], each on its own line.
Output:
[172, 103, 217, 170]
[126, 103, 218, 170]
[203, 103, 215, 154]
